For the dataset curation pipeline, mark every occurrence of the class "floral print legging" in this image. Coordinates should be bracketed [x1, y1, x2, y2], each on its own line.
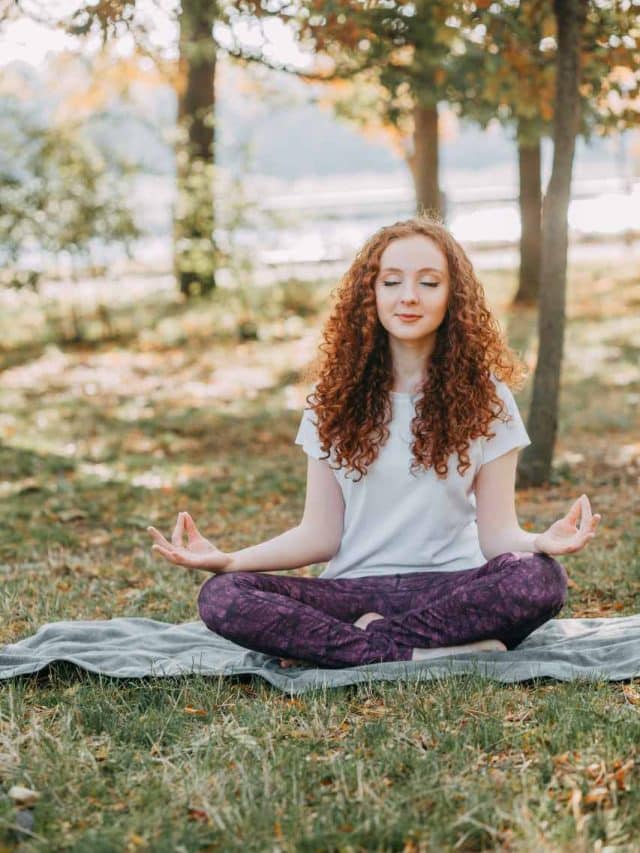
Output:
[197, 551, 568, 668]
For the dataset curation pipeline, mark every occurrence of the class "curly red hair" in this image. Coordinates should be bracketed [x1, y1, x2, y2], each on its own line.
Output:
[302, 216, 529, 481]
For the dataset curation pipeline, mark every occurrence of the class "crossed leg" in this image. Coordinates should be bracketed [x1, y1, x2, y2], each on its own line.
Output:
[197, 552, 567, 669]
[279, 612, 506, 667]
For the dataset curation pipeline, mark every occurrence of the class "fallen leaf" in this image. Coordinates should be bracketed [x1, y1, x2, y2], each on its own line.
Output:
[622, 684, 640, 705]
[489, 768, 507, 787]
[569, 787, 586, 830]
[504, 709, 533, 724]
[183, 706, 208, 716]
[358, 697, 388, 717]
[584, 786, 609, 806]
[585, 761, 605, 781]
[613, 758, 635, 790]
[57, 509, 88, 522]
[187, 807, 210, 823]
[553, 751, 578, 767]
[8, 786, 40, 806]
[16, 478, 42, 494]
[93, 745, 109, 761]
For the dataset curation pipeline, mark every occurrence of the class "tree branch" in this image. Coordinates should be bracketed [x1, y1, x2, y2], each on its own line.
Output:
[219, 42, 371, 82]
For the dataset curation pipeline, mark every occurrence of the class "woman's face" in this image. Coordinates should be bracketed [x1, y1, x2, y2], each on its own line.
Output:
[374, 234, 450, 343]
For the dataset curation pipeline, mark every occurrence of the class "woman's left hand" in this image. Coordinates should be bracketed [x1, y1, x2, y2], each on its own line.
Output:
[534, 494, 601, 556]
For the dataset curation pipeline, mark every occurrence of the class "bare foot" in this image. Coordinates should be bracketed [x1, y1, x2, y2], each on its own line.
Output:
[353, 612, 385, 630]
[411, 638, 507, 662]
[278, 657, 308, 668]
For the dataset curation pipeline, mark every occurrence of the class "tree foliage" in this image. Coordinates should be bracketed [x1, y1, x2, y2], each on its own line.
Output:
[0, 87, 140, 287]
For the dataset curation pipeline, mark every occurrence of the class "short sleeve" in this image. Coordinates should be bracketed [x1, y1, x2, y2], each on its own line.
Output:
[480, 378, 531, 465]
[294, 407, 325, 461]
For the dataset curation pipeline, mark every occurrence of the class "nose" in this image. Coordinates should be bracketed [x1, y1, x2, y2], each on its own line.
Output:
[399, 284, 420, 304]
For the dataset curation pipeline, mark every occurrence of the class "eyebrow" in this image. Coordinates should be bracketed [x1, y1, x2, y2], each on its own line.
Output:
[379, 266, 445, 275]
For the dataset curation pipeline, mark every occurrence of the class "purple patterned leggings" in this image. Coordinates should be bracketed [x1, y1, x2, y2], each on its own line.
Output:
[197, 551, 568, 668]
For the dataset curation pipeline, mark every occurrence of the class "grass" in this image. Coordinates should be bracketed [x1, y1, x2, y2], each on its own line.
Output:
[0, 259, 639, 850]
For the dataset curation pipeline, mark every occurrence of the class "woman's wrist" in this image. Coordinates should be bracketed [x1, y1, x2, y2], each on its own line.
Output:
[210, 552, 234, 573]
[530, 532, 546, 554]
[194, 550, 234, 574]
[512, 529, 545, 554]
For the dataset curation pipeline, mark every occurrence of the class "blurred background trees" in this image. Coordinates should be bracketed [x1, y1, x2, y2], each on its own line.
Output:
[0, 0, 638, 483]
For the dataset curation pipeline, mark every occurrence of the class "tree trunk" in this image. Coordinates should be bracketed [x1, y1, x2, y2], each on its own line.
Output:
[514, 127, 542, 305]
[409, 102, 445, 221]
[517, 0, 586, 487]
[174, 0, 217, 298]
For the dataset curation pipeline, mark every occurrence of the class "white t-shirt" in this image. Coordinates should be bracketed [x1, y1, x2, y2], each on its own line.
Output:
[294, 376, 531, 580]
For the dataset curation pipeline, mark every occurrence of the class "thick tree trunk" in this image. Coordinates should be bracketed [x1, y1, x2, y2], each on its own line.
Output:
[174, 0, 217, 298]
[517, 0, 586, 487]
[514, 128, 542, 305]
[409, 102, 445, 221]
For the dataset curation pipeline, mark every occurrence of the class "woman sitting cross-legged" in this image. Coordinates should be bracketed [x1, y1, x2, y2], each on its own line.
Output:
[147, 216, 601, 669]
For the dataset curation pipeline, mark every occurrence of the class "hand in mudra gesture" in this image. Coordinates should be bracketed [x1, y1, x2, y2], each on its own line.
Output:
[147, 511, 231, 572]
[533, 494, 601, 556]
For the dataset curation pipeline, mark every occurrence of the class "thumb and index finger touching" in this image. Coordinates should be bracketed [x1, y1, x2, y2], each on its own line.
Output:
[566, 494, 602, 535]
[181, 510, 203, 542]
[147, 511, 196, 552]
[172, 510, 204, 546]
[172, 511, 186, 546]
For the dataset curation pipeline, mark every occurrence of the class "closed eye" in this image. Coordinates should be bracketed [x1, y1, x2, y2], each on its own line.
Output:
[382, 280, 439, 287]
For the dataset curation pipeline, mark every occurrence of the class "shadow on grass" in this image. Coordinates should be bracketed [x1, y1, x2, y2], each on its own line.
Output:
[0, 443, 76, 480]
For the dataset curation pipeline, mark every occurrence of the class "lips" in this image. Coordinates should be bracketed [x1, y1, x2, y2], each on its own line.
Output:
[396, 314, 422, 318]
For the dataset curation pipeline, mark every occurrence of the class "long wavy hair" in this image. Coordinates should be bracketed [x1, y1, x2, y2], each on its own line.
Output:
[302, 216, 529, 481]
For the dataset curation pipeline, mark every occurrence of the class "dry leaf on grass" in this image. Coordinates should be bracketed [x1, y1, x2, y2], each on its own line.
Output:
[56, 509, 88, 522]
[8, 786, 40, 807]
[187, 807, 210, 823]
[183, 706, 208, 716]
[548, 752, 635, 811]
[583, 786, 609, 805]
[93, 745, 109, 761]
[622, 683, 640, 705]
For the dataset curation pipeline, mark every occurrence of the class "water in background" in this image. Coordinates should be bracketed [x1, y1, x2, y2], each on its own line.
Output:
[12, 170, 640, 282]
[135, 170, 640, 273]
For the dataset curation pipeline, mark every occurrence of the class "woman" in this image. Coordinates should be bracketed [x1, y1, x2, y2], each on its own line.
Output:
[147, 217, 601, 669]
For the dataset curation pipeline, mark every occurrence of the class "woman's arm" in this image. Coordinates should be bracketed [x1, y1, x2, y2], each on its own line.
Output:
[148, 456, 345, 574]
[474, 447, 540, 559]
[227, 456, 344, 572]
[224, 523, 338, 573]
[474, 448, 600, 559]
[148, 515, 338, 574]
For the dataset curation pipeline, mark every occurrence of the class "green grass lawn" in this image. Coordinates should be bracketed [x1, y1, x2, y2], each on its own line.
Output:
[0, 261, 639, 850]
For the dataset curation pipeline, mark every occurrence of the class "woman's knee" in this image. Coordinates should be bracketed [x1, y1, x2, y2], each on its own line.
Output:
[526, 553, 568, 616]
[197, 572, 252, 632]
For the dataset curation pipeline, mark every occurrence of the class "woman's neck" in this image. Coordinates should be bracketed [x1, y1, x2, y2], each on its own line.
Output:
[391, 374, 427, 394]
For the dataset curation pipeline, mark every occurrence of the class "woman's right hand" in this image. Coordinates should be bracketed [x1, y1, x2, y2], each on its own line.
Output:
[147, 511, 232, 573]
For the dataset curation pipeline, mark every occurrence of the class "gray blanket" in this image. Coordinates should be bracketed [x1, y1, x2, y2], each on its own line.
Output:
[1, 614, 639, 695]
